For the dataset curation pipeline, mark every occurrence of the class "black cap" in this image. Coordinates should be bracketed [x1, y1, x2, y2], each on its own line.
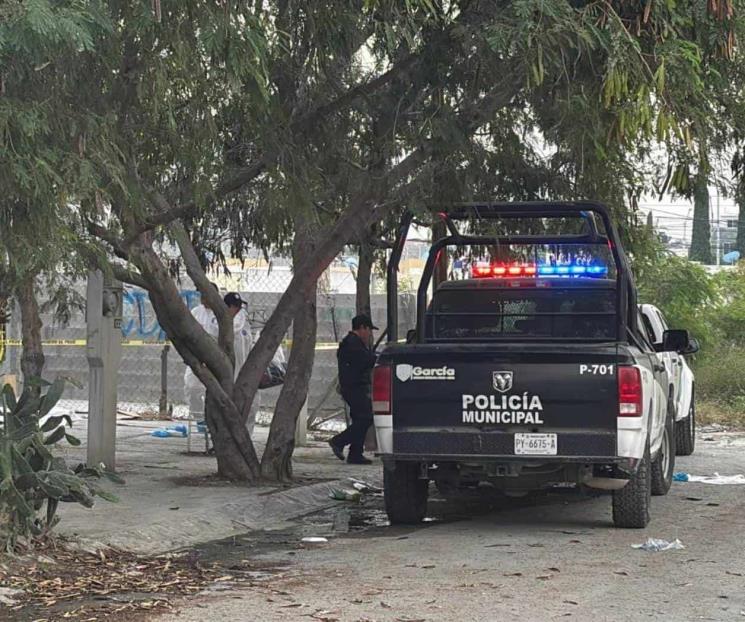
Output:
[352, 314, 378, 330]
[224, 292, 247, 308]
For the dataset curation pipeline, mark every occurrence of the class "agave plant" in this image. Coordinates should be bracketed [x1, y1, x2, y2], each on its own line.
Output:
[0, 379, 121, 552]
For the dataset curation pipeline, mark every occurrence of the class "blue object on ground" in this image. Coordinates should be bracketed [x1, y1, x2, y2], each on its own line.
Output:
[167, 425, 188, 437]
[673, 472, 689, 482]
[151, 429, 172, 438]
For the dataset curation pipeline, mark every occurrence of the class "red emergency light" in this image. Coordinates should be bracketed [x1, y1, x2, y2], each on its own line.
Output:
[472, 262, 536, 278]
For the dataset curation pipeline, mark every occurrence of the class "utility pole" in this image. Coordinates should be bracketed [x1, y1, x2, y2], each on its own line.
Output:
[86, 270, 123, 470]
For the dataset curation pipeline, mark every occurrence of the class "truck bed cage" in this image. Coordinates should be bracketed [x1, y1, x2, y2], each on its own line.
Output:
[385, 201, 637, 343]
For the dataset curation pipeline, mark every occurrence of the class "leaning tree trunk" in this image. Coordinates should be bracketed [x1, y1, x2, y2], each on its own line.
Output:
[17, 274, 44, 396]
[260, 227, 319, 482]
[131, 238, 261, 482]
[259, 287, 317, 482]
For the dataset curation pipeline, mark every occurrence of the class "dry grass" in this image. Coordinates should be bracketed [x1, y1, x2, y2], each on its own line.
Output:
[0, 538, 260, 621]
[697, 399, 745, 430]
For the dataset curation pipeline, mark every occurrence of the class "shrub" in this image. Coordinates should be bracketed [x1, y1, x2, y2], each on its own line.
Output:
[0, 379, 121, 552]
[636, 252, 720, 350]
[694, 346, 745, 403]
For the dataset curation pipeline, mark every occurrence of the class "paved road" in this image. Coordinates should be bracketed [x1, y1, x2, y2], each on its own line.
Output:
[164, 432, 745, 622]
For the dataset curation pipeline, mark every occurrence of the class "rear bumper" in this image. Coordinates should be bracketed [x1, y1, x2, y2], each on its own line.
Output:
[381, 453, 629, 465]
[390, 429, 616, 458]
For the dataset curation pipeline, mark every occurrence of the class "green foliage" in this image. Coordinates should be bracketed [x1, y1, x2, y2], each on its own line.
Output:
[711, 263, 745, 344]
[636, 251, 719, 348]
[695, 346, 745, 404]
[0, 379, 121, 552]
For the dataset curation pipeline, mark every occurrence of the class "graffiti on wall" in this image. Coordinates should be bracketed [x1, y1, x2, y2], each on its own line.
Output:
[122, 289, 200, 340]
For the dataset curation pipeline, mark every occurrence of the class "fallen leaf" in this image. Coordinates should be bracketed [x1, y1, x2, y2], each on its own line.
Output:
[614, 571, 629, 576]
[536, 575, 552, 581]
[547, 567, 561, 572]
[726, 571, 744, 577]
[420, 565, 436, 569]
[381, 601, 392, 609]
[563, 600, 578, 605]
[503, 572, 522, 577]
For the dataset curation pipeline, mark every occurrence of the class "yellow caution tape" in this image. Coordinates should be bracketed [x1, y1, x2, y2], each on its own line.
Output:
[0, 339, 340, 350]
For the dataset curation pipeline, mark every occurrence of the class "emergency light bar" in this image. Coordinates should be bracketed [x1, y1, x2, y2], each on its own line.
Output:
[471, 262, 608, 279]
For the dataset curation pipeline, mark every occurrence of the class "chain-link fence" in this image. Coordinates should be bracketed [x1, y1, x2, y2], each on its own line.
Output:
[0, 261, 416, 428]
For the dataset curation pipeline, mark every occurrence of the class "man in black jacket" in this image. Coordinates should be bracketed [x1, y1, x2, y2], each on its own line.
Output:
[329, 314, 378, 464]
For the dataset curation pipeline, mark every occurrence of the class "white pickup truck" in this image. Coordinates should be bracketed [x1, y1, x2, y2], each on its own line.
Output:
[639, 304, 697, 456]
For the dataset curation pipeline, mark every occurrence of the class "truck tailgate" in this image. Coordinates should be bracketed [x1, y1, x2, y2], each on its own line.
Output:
[390, 343, 622, 458]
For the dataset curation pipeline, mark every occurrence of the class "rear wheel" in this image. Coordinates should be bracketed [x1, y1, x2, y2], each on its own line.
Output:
[612, 442, 651, 528]
[384, 462, 428, 524]
[651, 414, 675, 496]
[675, 386, 696, 456]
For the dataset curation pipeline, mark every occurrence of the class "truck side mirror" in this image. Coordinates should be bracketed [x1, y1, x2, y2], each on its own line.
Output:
[682, 337, 700, 355]
[661, 329, 697, 354]
[406, 329, 417, 344]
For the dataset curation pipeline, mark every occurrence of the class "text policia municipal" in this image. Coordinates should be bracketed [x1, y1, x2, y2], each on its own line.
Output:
[462, 393, 545, 425]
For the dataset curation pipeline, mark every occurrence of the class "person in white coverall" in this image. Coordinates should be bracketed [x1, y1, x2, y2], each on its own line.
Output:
[184, 291, 260, 437]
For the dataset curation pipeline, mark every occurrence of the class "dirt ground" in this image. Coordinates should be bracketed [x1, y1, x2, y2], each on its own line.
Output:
[158, 430, 745, 622]
[3, 430, 744, 622]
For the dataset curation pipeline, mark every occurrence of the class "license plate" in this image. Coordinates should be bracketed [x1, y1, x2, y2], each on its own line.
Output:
[514, 433, 558, 455]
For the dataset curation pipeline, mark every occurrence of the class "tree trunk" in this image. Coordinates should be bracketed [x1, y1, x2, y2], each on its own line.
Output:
[689, 173, 712, 264]
[432, 220, 448, 287]
[128, 237, 261, 482]
[736, 180, 745, 258]
[259, 287, 317, 481]
[204, 390, 258, 480]
[17, 274, 44, 395]
[356, 240, 373, 318]
[260, 227, 319, 482]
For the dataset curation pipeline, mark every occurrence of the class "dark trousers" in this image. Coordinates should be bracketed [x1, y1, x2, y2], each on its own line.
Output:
[332, 390, 373, 457]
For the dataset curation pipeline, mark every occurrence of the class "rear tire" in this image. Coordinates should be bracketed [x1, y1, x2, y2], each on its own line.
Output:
[384, 462, 428, 524]
[612, 442, 651, 528]
[675, 386, 696, 456]
[651, 414, 675, 496]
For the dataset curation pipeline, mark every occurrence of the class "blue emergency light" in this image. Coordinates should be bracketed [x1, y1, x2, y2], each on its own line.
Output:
[537, 263, 608, 277]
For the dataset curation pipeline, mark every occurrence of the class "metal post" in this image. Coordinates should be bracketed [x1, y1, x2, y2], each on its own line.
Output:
[159, 345, 169, 418]
[86, 270, 123, 470]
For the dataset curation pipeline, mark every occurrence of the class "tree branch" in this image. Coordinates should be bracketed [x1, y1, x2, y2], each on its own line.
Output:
[124, 53, 423, 240]
[169, 219, 234, 361]
[86, 221, 130, 260]
[109, 262, 149, 290]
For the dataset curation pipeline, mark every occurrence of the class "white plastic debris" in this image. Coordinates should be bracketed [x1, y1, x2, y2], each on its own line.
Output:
[348, 478, 383, 493]
[632, 538, 685, 552]
[301, 537, 328, 544]
[0, 587, 23, 605]
[329, 488, 362, 502]
[686, 473, 745, 485]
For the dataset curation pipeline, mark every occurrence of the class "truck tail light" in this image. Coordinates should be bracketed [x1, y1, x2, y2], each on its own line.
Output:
[618, 366, 642, 416]
[373, 365, 392, 415]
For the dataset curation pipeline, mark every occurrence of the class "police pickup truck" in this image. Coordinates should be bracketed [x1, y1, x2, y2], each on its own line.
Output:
[639, 304, 697, 455]
[373, 203, 698, 528]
